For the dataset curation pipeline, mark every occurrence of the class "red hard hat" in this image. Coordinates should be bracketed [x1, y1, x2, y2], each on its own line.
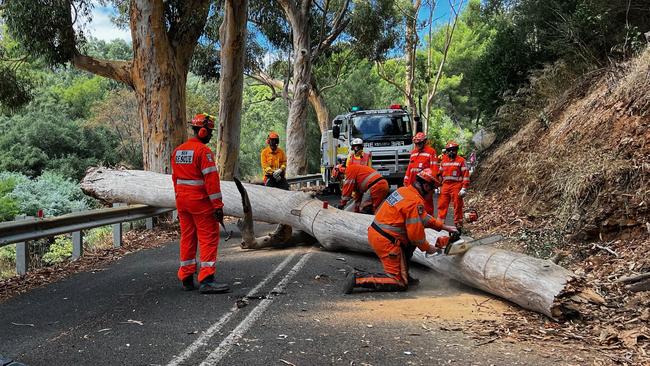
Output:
[445, 140, 459, 150]
[413, 132, 427, 144]
[331, 164, 346, 180]
[416, 168, 440, 186]
[190, 113, 215, 129]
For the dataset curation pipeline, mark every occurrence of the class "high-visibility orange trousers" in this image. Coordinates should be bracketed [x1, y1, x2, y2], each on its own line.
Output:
[351, 227, 410, 292]
[437, 182, 464, 225]
[359, 180, 390, 214]
[176, 198, 220, 283]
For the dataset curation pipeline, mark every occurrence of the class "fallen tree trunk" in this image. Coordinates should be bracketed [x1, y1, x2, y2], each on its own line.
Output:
[81, 167, 600, 319]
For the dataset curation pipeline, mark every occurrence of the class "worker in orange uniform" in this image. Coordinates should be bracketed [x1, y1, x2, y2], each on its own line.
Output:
[261, 131, 288, 190]
[346, 138, 372, 167]
[332, 163, 389, 214]
[437, 141, 470, 228]
[403, 132, 438, 214]
[344, 168, 459, 293]
[171, 113, 229, 294]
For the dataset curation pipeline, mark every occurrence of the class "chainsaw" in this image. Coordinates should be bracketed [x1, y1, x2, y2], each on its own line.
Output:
[443, 234, 503, 255]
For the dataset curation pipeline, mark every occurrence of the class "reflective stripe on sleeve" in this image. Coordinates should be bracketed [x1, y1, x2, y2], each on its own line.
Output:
[180, 259, 196, 266]
[202, 166, 218, 175]
[177, 179, 204, 185]
[209, 193, 222, 200]
[405, 218, 421, 225]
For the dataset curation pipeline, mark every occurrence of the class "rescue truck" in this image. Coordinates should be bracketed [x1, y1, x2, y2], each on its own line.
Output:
[320, 105, 421, 189]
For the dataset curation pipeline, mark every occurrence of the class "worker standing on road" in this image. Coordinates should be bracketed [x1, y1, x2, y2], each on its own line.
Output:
[171, 113, 229, 294]
[403, 132, 438, 214]
[344, 168, 458, 293]
[346, 138, 372, 167]
[437, 141, 470, 228]
[261, 131, 289, 190]
[332, 163, 389, 214]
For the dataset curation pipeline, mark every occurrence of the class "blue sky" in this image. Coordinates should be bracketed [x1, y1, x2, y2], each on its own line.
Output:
[88, 2, 463, 43]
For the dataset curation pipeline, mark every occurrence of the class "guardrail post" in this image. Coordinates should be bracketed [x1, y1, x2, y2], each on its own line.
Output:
[15, 215, 29, 276]
[145, 217, 154, 230]
[172, 210, 178, 222]
[72, 230, 83, 260]
[112, 203, 124, 248]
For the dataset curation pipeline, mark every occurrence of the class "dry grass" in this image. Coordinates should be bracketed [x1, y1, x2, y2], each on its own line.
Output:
[474, 48, 650, 240]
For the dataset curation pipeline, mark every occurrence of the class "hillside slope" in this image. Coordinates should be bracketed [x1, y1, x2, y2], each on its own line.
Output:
[473, 49, 649, 240]
[465, 49, 649, 365]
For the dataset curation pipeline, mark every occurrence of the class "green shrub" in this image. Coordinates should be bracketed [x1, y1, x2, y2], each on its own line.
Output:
[42, 236, 72, 264]
[0, 171, 28, 221]
[0, 245, 16, 264]
[10, 170, 94, 217]
[85, 226, 112, 250]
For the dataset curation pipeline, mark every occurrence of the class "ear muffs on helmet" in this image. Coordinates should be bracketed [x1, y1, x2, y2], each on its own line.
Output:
[198, 116, 210, 139]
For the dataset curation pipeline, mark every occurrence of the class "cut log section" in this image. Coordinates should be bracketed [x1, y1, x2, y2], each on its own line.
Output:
[81, 167, 599, 319]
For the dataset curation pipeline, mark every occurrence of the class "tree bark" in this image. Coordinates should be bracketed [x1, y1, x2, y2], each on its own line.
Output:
[217, 0, 249, 180]
[404, 0, 421, 125]
[308, 80, 330, 134]
[279, 0, 313, 177]
[81, 167, 601, 320]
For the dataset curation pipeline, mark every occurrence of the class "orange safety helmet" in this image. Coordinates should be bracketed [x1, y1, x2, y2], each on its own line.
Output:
[464, 209, 479, 223]
[190, 113, 216, 129]
[416, 168, 441, 187]
[413, 132, 427, 144]
[331, 164, 346, 180]
[445, 140, 459, 150]
[266, 131, 280, 145]
[190, 113, 215, 139]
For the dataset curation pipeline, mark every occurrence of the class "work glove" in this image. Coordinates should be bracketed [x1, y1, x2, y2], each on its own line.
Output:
[213, 208, 224, 223]
[426, 242, 442, 255]
[434, 188, 440, 195]
[459, 188, 467, 197]
[273, 168, 283, 180]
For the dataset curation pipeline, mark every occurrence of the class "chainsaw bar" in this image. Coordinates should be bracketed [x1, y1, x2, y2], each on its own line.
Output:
[443, 234, 504, 255]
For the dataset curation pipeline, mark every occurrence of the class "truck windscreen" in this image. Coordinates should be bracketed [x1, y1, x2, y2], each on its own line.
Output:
[351, 114, 412, 140]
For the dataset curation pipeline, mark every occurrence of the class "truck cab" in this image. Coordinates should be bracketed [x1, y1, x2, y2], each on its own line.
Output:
[321, 105, 416, 188]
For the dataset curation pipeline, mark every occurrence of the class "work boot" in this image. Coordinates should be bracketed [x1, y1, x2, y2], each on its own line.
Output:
[407, 274, 420, 286]
[199, 275, 230, 294]
[181, 276, 195, 291]
[343, 272, 357, 294]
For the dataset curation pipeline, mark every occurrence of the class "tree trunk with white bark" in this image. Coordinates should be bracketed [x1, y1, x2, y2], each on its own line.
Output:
[81, 167, 601, 319]
[279, 0, 313, 177]
[217, 0, 249, 179]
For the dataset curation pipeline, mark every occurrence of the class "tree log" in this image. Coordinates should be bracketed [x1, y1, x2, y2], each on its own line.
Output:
[81, 167, 596, 320]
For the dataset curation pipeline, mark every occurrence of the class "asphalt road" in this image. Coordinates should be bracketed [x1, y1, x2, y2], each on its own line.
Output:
[0, 215, 575, 366]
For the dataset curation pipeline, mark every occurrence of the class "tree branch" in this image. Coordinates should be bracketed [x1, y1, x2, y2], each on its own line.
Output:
[72, 51, 134, 87]
[375, 60, 407, 96]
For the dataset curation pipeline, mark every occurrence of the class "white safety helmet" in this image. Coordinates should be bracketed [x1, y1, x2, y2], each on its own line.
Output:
[351, 138, 364, 146]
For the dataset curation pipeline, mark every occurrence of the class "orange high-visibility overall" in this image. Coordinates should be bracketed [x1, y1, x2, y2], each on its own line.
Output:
[339, 164, 389, 213]
[403, 145, 439, 214]
[171, 137, 223, 283]
[260, 146, 287, 183]
[354, 186, 446, 291]
[437, 154, 470, 226]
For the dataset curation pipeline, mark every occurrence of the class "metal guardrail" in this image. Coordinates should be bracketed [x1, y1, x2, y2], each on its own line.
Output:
[0, 204, 173, 276]
[286, 173, 323, 188]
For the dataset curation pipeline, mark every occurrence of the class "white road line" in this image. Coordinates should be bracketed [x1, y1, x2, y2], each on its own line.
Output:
[166, 253, 298, 366]
[199, 252, 313, 366]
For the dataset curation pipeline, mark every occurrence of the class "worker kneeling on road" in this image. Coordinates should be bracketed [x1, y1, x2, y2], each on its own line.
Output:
[437, 141, 470, 228]
[344, 168, 458, 294]
[346, 138, 372, 167]
[332, 163, 389, 214]
[261, 131, 288, 190]
[171, 113, 229, 294]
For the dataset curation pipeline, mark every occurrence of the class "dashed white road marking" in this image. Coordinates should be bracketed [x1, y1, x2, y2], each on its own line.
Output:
[166, 252, 298, 366]
[198, 252, 313, 366]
